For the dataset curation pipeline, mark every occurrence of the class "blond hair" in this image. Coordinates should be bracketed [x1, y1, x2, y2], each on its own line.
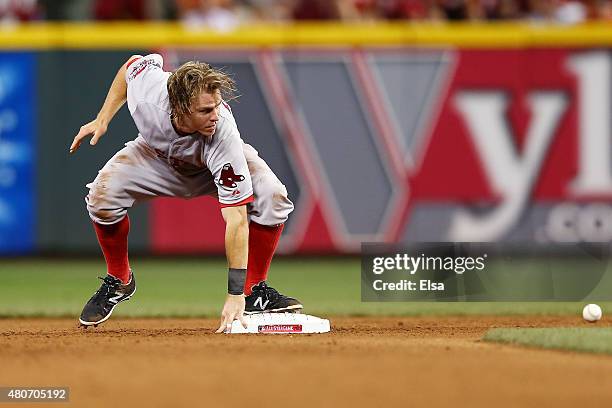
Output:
[167, 61, 236, 120]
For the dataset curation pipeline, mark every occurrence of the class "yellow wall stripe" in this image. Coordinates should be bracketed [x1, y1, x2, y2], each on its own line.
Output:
[0, 22, 611, 49]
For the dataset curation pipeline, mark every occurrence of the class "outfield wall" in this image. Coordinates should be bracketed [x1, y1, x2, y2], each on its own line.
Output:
[1, 23, 612, 255]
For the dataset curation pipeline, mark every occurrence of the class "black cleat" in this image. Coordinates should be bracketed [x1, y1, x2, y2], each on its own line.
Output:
[79, 272, 136, 326]
[244, 281, 303, 314]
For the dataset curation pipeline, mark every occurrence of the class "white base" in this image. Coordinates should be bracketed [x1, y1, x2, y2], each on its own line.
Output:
[226, 313, 331, 334]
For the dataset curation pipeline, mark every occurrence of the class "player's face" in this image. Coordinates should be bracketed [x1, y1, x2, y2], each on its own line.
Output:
[182, 90, 222, 137]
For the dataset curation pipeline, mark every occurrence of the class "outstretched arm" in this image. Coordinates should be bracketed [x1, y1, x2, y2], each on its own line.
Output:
[69, 55, 141, 153]
[216, 205, 249, 333]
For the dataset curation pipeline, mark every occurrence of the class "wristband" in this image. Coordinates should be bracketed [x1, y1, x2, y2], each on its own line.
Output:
[228, 268, 246, 295]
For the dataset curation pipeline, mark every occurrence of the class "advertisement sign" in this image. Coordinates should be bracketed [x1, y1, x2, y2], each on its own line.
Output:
[150, 48, 612, 254]
[0, 52, 35, 254]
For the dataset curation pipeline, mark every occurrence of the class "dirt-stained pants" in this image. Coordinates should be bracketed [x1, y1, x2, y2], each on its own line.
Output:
[86, 136, 294, 226]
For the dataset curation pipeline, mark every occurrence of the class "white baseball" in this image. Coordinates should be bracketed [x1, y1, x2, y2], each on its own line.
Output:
[582, 304, 602, 322]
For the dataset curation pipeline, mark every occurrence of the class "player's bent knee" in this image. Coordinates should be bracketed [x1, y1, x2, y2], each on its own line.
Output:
[85, 173, 129, 225]
[256, 178, 294, 225]
[87, 203, 127, 225]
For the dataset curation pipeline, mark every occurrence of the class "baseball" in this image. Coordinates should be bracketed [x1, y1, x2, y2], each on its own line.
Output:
[582, 304, 602, 322]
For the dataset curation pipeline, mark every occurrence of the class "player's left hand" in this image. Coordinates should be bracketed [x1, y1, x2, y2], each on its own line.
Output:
[215, 294, 247, 333]
[69, 118, 108, 154]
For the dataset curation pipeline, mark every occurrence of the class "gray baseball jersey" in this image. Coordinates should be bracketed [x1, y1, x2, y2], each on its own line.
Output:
[86, 54, 293, 226]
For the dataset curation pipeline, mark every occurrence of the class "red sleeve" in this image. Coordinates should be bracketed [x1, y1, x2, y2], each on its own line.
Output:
[219, 195, 254, 209]
[126, 56, 143, 69]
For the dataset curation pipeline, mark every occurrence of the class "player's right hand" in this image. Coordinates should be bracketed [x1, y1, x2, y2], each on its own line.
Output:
[69, 118, 108, 154]
[215, 294, 247, 333]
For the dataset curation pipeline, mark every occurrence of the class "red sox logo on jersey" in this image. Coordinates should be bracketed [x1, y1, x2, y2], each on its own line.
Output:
[219, 163, 245, 189]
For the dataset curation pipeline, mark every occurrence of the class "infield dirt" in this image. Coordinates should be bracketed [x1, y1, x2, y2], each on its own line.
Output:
[1, 316, 611, 408]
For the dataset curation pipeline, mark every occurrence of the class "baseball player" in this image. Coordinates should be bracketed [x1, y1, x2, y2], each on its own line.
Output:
[70, 54, 302, 332]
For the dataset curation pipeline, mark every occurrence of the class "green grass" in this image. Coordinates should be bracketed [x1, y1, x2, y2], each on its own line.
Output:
[0, 258, 609, 317]
[484, 328, 612, 354]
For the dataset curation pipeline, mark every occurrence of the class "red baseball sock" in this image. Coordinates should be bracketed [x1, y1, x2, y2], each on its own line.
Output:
[93, 215, 131, 284]
[245, 222, 284, 295]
